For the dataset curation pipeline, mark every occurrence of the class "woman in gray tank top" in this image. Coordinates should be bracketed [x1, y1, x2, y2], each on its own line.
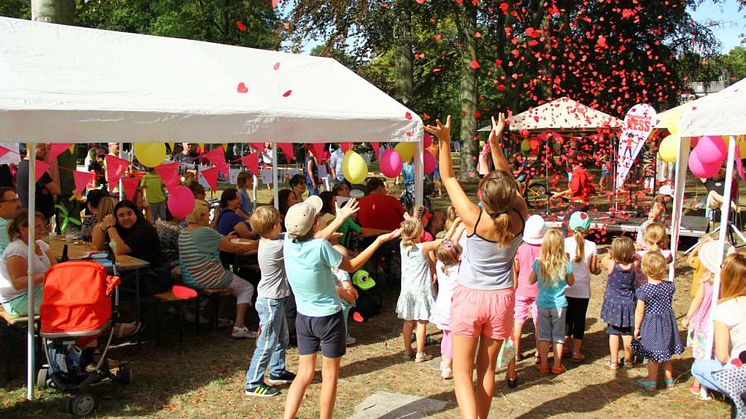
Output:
[426, 113, 529, 419]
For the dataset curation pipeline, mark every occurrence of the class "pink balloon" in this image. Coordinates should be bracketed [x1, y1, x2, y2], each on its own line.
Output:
[379, 149, 403, 178]
[689, 148, 722, 178]
[167, 185, 196, 219]
[695, 135, 726, 164]
[424, 134, 433, 149]
[424, 151, 436, 175]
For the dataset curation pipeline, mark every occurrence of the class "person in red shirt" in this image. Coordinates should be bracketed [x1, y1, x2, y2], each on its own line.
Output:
[553, 160, 595, 234]
[357, 178, 406, 231]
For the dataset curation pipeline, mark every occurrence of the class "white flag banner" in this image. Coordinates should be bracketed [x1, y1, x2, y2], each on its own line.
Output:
[615, 104, 656, 190]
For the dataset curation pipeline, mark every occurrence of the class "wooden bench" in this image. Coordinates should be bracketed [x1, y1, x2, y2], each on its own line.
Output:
[152, 289, 196, 346]
[0, 306, 40, 381]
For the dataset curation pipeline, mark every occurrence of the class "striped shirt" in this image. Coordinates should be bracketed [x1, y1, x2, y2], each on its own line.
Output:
[178, 227, 231, 289]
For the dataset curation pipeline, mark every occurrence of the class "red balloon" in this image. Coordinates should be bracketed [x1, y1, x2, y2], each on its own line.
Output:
[379, 149, 403, 178]
[424, 133, 433, 149]
[694, 136, 726, 165]
[167, 185, 196, 219]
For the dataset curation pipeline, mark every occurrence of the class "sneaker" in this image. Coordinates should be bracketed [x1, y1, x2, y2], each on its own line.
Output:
[245, 383, 280, 398]
[268, 370, 296, 385]
[346, 336, 357, 346]
[231, 326, 258, 339]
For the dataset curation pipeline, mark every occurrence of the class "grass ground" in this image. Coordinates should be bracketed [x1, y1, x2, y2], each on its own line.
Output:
[0, 154, 736, 417]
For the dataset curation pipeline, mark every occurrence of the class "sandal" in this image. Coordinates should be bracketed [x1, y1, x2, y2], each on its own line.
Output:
[537, 365, 549, 375]
[636, 377, 657, 391]
[440, 363, 453, 382]
[415, 353, 433, 363]
[403, 351, 415, 360]
[506, 375, 519, 388]
[571, 353, 586, 363]
[551, 365, 566, 375]
[605, 359, 620, 370]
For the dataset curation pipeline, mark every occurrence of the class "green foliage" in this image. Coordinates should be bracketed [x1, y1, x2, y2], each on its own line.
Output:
[0, 0, 29, 19]
[75, 0, 281, 49]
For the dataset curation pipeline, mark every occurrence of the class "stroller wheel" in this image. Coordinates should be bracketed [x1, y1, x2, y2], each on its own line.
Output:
[66, 393, 96, 417]
[117, 363, 133, 385]
[36, 368, 48, 389]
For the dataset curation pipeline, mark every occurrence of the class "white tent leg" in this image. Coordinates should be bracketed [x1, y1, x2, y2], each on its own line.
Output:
[272, 143, 279, 210]
[669, 136, 691, 281]
[26, 143, 36, 400]
[414, 141, 423, 207]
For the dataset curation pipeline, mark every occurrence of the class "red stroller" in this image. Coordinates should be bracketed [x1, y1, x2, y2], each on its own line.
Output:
[38, 260, 132, 416]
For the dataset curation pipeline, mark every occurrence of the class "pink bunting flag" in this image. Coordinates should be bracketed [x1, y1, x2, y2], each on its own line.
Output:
[278, 143, 295, 161]
[200, 167, 219, 191]
[340, 142, 353, 153]
[121, 176, 141, 201]
[154, 163, 180, 193]
[35, 160, 50, 182]
[311, 143, 327, 160]
[49, 143, 72, 161]
[249, 143, 264, 152]
[0, 146, 9, 159]
[73, 170, 94, 194]
[105, 155, 130, 192]
[241, 153, 259, 176]
[202, 147, 229, 177]
[371, 142, 380, 159]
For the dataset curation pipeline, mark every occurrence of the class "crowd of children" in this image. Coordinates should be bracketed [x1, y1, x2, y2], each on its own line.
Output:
[233, 113, 743, 418]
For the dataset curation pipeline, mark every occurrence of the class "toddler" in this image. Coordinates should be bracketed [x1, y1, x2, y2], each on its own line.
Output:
[396, 214, 441, 362]
[632, 251, 685, 390]
[529, 228, 575, 375]
[430, 218, 464, 381]
[332, 245, 358, 346]
[564, 212, 599, 362]
[600, 236, 638, 369]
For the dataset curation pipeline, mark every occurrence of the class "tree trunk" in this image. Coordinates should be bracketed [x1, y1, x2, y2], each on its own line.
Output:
[393, 0, 414, 105]
[31, 0, 75, 24]
[456, 2, 478, 181]
[32, 0, 78, 233]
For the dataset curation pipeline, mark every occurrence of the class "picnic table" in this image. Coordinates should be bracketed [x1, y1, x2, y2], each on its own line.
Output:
[46, 237, 150, 271]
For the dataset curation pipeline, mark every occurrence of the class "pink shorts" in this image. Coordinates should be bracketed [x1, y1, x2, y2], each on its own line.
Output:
[514, 295, 538, 323]
[451, 285, 514, 340]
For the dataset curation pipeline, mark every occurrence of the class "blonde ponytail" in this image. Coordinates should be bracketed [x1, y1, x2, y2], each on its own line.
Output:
[492, 213, 513, 247]
[574, 230, 585, 263]
[400, 217, 423, 250]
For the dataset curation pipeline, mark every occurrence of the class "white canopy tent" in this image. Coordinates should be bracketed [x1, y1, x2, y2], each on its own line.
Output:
[478, 97, 622, 132]
[669, 78, 746, 386]
[0, 16, 423, 399]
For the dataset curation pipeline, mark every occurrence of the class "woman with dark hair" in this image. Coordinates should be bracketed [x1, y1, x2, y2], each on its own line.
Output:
[215, 187, 255, 239]
[273, 189, 298, 231]
[303, 146, 320, 197]
[318, 191, 337, 229]
[100, 200, 171, 297]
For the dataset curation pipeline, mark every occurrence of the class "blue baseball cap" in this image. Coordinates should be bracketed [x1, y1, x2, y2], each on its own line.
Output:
[569, 211, 591, 232]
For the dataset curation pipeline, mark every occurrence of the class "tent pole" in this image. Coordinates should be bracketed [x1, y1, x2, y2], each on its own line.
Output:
[669, 136, 691, 280]
[415, 140, 423, 207]
[272, 143, 279, 210]
[26, 143, 36, 400]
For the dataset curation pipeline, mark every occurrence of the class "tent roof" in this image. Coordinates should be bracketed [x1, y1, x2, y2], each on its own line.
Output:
[0, 17, 421, 144]
[680, 78, 746, 137]
[477, 97, 622, 132]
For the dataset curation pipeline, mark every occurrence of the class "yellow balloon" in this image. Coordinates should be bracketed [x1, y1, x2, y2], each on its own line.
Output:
[520, 139, 531, 153]
[662, 106, 685, 135]
[134, 143, 167, 167]
[342, 151, 368, 184]
[395, 143, 415, 162]
[658, 134, 679, 163]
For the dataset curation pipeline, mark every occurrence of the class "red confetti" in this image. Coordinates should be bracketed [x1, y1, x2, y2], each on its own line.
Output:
[236, 20, 246, 32]
[282, 90, 292, 97]
[236, 82, 248, 94]
[470, 59, 480, 69]
[271, 0, 280, 7]
[405, 112, 412, 120]
[273, 62, 280, 70]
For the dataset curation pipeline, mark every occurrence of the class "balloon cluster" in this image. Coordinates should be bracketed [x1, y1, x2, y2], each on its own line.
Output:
[375, 135, 436, 180]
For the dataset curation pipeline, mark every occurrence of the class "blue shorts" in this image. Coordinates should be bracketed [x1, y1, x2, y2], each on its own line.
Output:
[433, 163, 441, 180]
[296, 311, 346, 358]
[538, 307, 566, 343]
[607, 324, 633, 336]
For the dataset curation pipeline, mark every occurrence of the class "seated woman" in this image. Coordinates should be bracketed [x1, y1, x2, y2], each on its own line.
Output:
[691, 252, 746, 395]
[216, 188, 255, 239]
[179, 200, 259, 339]
[0, 211, 56, 316]
[100, 200, 171, 297]
[80, 189, 109, 242]
[92, 197, 117, 250]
